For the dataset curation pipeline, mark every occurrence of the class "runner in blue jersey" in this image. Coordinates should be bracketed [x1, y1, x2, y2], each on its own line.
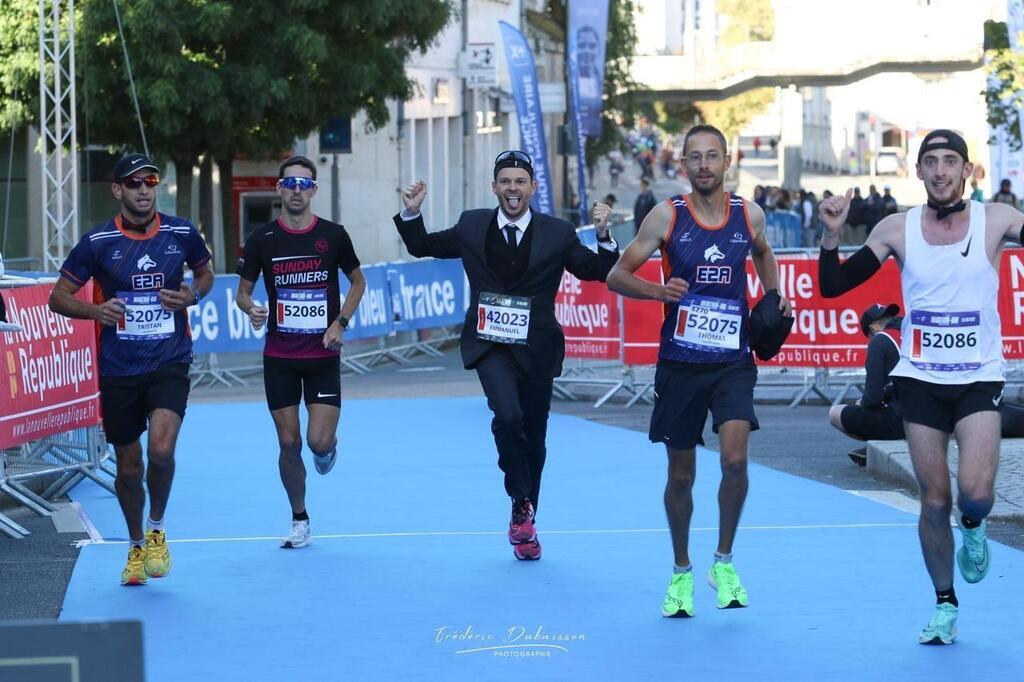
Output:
[607, 125, 791, 618]
[49, 154, 214, 586]
[235, 156, 366, 549]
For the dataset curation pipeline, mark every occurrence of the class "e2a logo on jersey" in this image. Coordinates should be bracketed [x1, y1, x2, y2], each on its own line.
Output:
[695, 265, 731, 284]
[131, 272, 165, 290]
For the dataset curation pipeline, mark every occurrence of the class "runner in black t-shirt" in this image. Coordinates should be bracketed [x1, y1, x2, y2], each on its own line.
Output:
[235, 155, 366, 549]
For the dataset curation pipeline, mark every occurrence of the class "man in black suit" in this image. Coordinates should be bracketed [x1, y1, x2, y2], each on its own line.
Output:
[393, 150, 619, 561]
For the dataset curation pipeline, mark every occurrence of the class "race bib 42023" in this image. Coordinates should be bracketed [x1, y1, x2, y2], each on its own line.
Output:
[477, 292, 530, 345]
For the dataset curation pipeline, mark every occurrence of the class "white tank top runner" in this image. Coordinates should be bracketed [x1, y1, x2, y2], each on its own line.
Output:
[891, 200, 1004, 384]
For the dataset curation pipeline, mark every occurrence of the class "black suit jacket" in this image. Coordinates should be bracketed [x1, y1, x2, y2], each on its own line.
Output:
[393, 208, 619, 378]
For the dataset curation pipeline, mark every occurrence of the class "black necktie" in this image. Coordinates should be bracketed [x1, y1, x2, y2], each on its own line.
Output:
[504, 224, 518, 253]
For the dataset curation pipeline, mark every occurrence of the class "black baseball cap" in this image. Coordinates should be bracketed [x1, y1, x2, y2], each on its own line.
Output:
[860, 303, 900, 337]
[917, 129, 969, 164]
[112, 153, 160, 180]
[494, 150, 534, 179]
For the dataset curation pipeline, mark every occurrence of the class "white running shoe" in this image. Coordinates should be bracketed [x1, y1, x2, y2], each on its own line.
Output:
[281, 520, 311, 549]
[313, 448, 337, 475]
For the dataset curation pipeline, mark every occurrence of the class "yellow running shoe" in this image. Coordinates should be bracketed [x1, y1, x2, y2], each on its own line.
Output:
[144, 529, 172, 578]
[121, 545, 148, 586]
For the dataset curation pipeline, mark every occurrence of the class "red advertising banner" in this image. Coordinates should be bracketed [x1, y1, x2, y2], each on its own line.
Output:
[555, 270, 620, 360]
[0, 282, 102, 448]
[622, 258, 664, 366]
[604, 249, 1024, 368]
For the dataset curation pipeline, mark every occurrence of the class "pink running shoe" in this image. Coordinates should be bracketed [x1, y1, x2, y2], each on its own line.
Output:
[508, 498, 537, 545]
[513, 538, 542, 561]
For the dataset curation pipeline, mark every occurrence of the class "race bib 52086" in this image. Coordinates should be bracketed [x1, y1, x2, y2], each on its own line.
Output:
[909, 309, 981, 371]
[276, 288, 328, 334]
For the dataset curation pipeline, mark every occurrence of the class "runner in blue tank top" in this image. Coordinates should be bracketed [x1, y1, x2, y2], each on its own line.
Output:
[607, 125, 791, 618]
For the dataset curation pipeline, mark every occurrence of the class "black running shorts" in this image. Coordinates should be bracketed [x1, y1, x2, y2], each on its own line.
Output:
[892, 377, 1004, 433]
[263, 355, 341, 411]
[648, 357, 759, 450]
[100, 363, 191, 446]
[840, 404, 905, 440]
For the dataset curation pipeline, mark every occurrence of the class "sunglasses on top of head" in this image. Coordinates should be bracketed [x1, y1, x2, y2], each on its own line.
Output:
[120, 174, 160, 189]
[278, 176, 318, 191]
[494, 150, 533, 165]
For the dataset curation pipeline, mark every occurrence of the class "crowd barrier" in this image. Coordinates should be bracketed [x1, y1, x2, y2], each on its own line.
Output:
[0, 275, 113, 539]
[552, 247, 1024, 406]
[6, 243, 1024, 534]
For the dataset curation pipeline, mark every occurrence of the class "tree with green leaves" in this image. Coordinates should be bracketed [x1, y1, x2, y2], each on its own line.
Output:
[0, 0, 38, 133]
[983, 19, 1024, 152]
[79, 0, 453, 264]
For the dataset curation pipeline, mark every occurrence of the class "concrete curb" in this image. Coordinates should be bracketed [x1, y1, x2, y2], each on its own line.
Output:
[867, 439, 1024, 521]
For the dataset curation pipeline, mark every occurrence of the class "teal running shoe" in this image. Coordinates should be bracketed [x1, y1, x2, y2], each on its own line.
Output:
[919, 603, 958, 645]
[956, 517, 990, 584]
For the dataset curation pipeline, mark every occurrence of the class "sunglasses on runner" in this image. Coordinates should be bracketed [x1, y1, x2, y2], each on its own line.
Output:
[120, 174, 160, 189]
[494, 150, 533, 165]
[278, 176, 318, 191]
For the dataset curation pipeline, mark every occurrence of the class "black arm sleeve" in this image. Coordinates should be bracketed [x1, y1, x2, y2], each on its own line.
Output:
[818, 246, 882, 298]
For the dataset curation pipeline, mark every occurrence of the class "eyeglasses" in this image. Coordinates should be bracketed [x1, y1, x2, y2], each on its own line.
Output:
[278, 176, 318, 191]
[684, 151, 723, 165]
[120, 174, 160, 189]
[495, 150, 533, 165]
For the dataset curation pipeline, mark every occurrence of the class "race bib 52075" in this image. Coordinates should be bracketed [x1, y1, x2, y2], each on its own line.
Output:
[116, 291, 175, 341]
[673, 294, 742, 352]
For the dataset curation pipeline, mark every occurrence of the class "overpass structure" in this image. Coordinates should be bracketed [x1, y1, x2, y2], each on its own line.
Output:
[631, 1, 990, 101]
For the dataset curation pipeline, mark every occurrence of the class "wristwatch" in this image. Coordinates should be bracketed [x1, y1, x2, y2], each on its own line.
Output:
[189, 285, 200, 305]
[336, 314, 350, 329]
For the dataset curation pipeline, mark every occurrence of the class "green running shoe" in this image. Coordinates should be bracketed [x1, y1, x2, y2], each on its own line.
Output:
[918, 603, 958, 645]
[707, 561, 749, 609]
[661, 571, 694, 618]
[956, 518, 990, 584]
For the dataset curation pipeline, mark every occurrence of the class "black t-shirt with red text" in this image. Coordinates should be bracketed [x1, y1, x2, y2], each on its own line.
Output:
[237, 216, 360, 359]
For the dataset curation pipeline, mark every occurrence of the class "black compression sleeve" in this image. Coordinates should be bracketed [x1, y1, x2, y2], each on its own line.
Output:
[818, 246, 882, 298]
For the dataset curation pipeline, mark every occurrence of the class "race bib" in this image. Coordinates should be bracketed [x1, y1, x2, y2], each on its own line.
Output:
[476, 292, 530, 345]
[116, 291, 175, 341]
[909, 309, 982, 371]
[673, 294, 742, 351]
[276, 288, 328, 334]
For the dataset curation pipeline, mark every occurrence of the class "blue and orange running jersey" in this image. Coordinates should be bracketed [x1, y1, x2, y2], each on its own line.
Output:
[658, 193, 753, 364]
[59, 213, 211, 376]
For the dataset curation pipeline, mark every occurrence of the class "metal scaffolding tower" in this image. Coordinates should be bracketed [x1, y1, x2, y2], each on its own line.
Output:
[38, 0, 79, 272]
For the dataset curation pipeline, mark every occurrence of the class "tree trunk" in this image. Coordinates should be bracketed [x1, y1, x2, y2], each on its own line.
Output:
[172, 156, 196, 222]
[216, 153, 237, 265]
[198, 155, 214, 242]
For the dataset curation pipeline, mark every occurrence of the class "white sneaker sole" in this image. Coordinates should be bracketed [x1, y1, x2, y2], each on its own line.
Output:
[281, 536, 312, 549]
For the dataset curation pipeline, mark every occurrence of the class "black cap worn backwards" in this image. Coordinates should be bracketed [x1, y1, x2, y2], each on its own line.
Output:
[917, 129, 969, 164]
[112, 153, 159, 180]
[860, 303, 900, 338]
[493, 150, 534, 179]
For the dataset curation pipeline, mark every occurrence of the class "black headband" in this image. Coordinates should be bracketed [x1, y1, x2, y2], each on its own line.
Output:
[917, 129, 969, 164]
[493, 150, 534, 179]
